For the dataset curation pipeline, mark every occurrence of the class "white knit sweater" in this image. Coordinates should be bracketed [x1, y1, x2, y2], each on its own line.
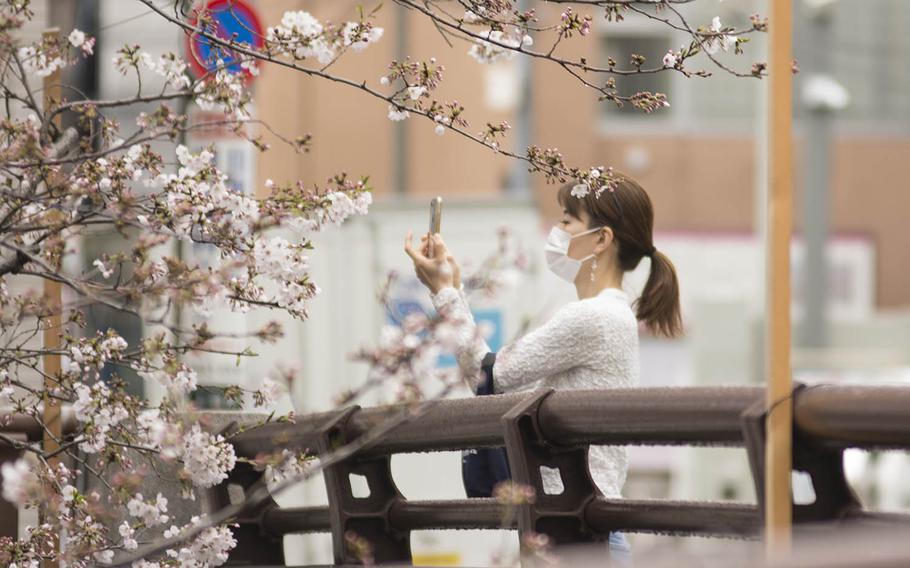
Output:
[430, 285, 640, 499]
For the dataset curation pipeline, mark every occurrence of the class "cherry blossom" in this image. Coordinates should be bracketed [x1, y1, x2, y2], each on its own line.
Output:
[1, 459, 36, 505]
[180, 424, 237, 488]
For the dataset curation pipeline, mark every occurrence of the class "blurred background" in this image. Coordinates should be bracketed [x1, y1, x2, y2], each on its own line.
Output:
[19, 0, 910, 564]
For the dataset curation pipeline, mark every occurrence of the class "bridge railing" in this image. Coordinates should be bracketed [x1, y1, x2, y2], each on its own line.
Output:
[213, 384, 910, 566]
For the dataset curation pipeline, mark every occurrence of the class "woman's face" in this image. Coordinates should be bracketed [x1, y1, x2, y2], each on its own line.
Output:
[558, 207, 601, 261]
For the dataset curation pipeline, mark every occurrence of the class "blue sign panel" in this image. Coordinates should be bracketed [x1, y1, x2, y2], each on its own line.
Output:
[186, 0, 264, 79]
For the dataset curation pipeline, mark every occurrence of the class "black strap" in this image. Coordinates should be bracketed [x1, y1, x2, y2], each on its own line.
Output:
[463, 350, 511, 498]
[477, 351, 496, 395]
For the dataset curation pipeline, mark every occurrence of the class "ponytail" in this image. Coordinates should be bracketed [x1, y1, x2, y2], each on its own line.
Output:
[635, 250, 682, 338]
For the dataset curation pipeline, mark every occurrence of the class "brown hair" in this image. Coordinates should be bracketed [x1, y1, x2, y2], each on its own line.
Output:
[557, 171, 682, 338]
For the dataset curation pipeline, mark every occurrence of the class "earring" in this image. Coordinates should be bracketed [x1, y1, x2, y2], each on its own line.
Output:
[590, 257, 598, 282]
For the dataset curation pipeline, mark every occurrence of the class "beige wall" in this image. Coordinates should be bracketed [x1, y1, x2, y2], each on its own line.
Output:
[253, 1, 910, 309]
[255, 1, 513, 200]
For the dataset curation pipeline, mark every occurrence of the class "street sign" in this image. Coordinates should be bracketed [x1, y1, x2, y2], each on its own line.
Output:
[185, 0, 264, 81]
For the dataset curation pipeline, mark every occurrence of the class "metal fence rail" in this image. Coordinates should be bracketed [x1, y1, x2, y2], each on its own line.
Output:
[212, 384, 910, 566]
[4, 386, 909, 565]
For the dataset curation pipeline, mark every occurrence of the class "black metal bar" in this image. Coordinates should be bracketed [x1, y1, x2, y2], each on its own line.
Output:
[585, 498, 760, 538]
[389, 499, 515, 531]
[538, 386, 765, 447]
[259, 499, 764, 538]
[262, 505, 332, 535]
[262, 500, 513, 535]
[231, 387, 767, 460]
[794, 385, 910, 449]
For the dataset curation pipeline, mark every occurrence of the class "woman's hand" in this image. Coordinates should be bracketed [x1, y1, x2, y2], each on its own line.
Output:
[419, 232, 461, 289]
[405, 231, 460, 294]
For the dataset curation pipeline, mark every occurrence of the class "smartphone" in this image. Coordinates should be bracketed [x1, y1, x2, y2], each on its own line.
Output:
[428, 197, 442, 257]
[429, 196, 442, 234]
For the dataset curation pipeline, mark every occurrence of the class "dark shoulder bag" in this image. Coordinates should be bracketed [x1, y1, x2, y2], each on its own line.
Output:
[461, 352, 512, 498]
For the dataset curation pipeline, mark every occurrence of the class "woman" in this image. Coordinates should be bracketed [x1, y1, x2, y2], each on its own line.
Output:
[404, 171, 682, 562]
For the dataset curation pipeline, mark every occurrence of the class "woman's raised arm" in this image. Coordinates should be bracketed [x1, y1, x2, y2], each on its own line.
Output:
[432, 288, 602, 393]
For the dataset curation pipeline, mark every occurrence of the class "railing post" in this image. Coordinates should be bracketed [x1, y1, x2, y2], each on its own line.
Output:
[209, 422, 285, 567]
[501, 390, 604, 555]
[741, 385, 862, 530]
[318, 407, 411, 565]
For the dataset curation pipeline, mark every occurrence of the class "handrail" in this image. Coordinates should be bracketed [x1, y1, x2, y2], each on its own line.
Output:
[8, 387, 910, 565]
[231, 386, 766, 461]
[215, 384, 910, 566]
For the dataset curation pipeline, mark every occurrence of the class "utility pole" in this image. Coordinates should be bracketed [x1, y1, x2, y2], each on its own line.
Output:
[766, 0, 795, 553]
[393, 5, 410, 195]
[506, 0, 532, 197]
[800, 0, 848, 348]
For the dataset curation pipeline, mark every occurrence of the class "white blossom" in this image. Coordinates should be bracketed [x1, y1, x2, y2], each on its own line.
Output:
[1, 459, 35, 505]
[17, 45, 66, 77]
[119, 521, 138, 550]
[141, 52, 190, 89]
[571, 183, 590, 199]
[93, 259, 113, 279]
[181, 424, 237, 488]
[68, 29, 85, 48]
[72, 382, 129, 453]
[141, 363, 198, 395]
[388, 105, 410, 121]
[137, 408, 180, 457]
[127, 493, 169, 526]
[267, 11, 335, 64]
[341, 22, 384, 51]
[62, 485, 77, 502]
[164, 518, 237, 567]
[193, 65, 249, 119]
[264, 450, 313, 485]
[273, 10, 322, 37]
[251, 375, 284, 409]
[705, 16, 737, 55]
[406, 85, 426, 100]
[468, 29, 521, 64]
[463, 10, 481, 24]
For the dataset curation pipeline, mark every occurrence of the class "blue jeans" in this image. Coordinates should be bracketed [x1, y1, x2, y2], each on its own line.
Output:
[608, 532, 632, 567]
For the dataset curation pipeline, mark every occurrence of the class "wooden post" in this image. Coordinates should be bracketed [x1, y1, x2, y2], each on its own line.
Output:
[41, 28, 63, 462]
[42, 28, 63, 567]
[766, 0, 794, 553]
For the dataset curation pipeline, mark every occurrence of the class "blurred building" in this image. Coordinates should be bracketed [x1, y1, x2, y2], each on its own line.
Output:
[254, 0, 910, 308]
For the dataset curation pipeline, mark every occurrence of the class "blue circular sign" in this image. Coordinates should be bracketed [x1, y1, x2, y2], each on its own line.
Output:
[186, 0, 264, 81]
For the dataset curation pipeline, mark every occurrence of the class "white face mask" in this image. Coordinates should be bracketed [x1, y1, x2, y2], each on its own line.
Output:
[544, 225, 604, 283]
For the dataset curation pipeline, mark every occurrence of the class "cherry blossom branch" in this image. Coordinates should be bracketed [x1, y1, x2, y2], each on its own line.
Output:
[124, 1, 595, 179]
[111, 384, 459, 567]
